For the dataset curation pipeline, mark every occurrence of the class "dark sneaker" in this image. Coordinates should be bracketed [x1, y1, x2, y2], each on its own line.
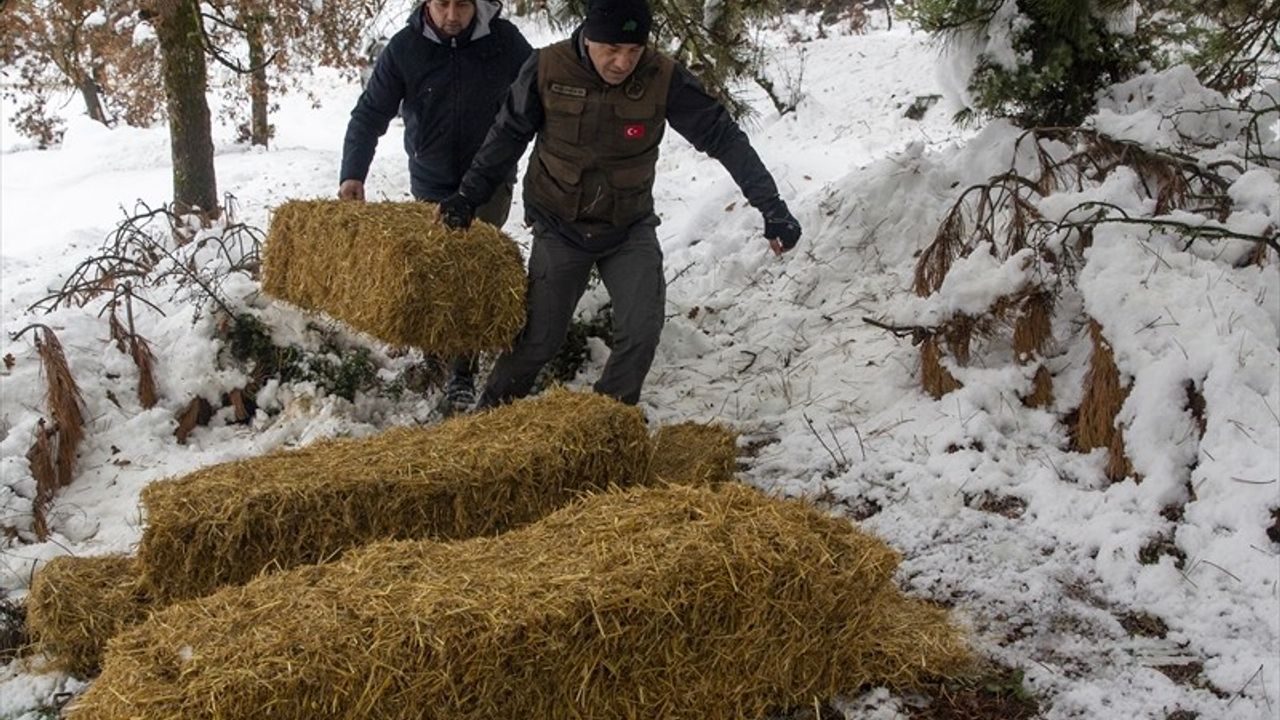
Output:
[440, 375, 476, 416]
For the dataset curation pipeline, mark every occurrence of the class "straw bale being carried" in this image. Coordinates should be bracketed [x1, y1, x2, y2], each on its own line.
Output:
[138, 388, 651, 603]
[262, 200, 526, 357]
[651, 420, 738, 485]
[73, 484, 969, 720]
[26, 555, 150, 676]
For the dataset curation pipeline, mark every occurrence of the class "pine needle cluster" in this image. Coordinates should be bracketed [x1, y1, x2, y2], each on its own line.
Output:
[548, 0, 784, 117]
[905, 0, 1151, 127]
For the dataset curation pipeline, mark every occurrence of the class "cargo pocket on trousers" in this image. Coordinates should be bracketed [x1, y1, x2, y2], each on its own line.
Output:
[521, 238, 553, 346]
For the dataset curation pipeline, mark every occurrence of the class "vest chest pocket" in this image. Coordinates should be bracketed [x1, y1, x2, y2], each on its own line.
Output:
[543, 94, 584, 144]
[527, 147, 584, 221]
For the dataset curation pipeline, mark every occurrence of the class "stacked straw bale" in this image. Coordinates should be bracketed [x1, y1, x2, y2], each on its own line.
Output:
[651, 421, 738, 485]
[72, 484, 969, 720]
[262, 200, 527, 357]
[138, 388, 651, 603]
[26, 555, 150, 676]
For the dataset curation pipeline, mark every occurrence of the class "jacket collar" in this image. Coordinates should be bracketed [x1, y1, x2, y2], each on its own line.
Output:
[412, 0, 501, 46]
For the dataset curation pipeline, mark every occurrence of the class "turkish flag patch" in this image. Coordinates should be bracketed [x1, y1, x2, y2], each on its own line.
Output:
[623, 123, 646, 140]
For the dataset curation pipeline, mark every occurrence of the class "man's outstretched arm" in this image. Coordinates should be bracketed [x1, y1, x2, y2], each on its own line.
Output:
[442, 53, 545, 228]
[665, 64, 801, 253]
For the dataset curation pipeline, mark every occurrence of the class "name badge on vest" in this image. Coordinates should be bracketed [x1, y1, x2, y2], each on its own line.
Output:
[549, 83, 587, 98]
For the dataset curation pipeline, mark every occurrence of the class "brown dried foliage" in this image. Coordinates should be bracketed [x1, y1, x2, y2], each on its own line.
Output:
[921, 335, 963, 400]
[1013, 293, 1055, 408]
[26, 420, 58, 541]
[130, 335, 159, 409]
[174, 397, 213, 445]
[944, 317, 975, 366]
[110, 290, 160, 409]
[33, 327, 86, 487]
[228, 388, 250, 422]
[908, 126, 1248, 408]
[108, 310, 130, 354]
[915, 205, 966, 297]
[1074, 320, 1133, 481]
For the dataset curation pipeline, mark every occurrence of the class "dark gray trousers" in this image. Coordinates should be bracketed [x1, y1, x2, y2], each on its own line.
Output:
[479, 220, 665, 407]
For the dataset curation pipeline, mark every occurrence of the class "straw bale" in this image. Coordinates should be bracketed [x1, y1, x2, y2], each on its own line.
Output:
[26, 555, 150, 677]
[137, 388, 652, 603]
[651, 421, 739, 485]
[72, 484, 969, 720]
[262, 200, 526, 357]
[1074, 319, 1133, 481]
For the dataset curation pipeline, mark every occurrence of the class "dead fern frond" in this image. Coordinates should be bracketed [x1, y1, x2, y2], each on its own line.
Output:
[131, 336, 159, 409]
[174, 397, 213, 445]
[915, 197, 968, 297]
[1026, 366, 1055, 408]
[921, 335, 962, 399]
[122, 286, 158, 409]
[1014, 293, 1055, 408]
[943, 316, 975, 366]
[14, 325, 88, 488]
[1013, 292, 1054, 359]
[108, 309, 129, 354]
[1075, 319, 1133, 482]
[26, 420, 57, 541]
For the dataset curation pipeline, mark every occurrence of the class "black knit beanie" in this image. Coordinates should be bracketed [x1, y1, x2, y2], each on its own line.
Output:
[583, 0, 652, 44]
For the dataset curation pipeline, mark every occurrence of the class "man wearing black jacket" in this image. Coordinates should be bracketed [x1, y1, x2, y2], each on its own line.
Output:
[438, 0, 802, 409]
[339, 0, 532, 410]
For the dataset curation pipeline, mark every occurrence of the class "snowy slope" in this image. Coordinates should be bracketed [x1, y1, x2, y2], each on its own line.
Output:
[3, 11, 1279, 720]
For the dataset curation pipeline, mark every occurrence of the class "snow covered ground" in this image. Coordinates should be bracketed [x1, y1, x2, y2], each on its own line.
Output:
[2, 8, 1278, 719]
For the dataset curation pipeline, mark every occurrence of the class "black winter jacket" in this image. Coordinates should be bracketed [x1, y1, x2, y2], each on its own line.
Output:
[340, 1, 532, 200]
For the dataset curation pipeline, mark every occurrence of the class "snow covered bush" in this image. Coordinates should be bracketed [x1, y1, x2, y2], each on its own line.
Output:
[907, 0, 1150, 126]
[903, 66, 1278, 487]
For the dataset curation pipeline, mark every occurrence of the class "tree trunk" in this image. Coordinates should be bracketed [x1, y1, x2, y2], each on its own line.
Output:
[154, 0, 218, 216]
[245, 14, 270, 148]
[76, 75, 109, 125]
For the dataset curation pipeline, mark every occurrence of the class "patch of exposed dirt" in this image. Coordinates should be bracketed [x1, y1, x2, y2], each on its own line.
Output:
[968, 492, 1027, 519]
[1118, 610, 1169, 638]
[1138, 532, 1187, 569]
[0, 598, 28, 662]
[906, 665, 1040, 720]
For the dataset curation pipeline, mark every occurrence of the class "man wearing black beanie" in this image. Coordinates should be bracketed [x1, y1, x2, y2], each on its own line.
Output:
[439, 0, 802, 410]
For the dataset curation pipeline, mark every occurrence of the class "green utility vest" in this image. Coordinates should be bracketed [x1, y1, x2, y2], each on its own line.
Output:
[525, 39, 676, 242]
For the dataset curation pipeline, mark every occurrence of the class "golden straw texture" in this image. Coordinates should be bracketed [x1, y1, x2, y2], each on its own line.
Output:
[651, 421, 738, 485]
[137, 389, 652, 603]
[262, 200, 526, 356]
[73, 484, 969, 720]
[26, 555, 151, 676]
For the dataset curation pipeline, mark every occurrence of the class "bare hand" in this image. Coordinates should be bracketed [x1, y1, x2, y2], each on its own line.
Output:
[769, 238, 784, 257]
[338, 179, 365, 201]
